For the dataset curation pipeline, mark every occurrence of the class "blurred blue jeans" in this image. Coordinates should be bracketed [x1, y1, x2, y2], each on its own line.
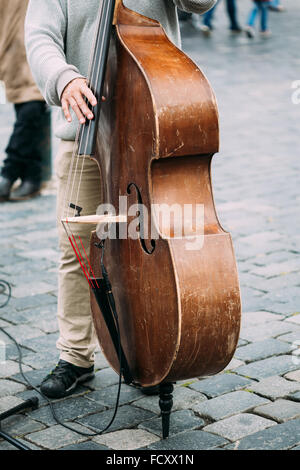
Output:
[270, 0, 280, 6]
[247, 2, 270, 31]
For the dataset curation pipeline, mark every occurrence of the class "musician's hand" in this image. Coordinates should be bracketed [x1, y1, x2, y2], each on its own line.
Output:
[61, 78, 97, 124]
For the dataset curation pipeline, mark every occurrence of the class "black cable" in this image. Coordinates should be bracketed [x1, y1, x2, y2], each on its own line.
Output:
[0, 280, 11, 309]
[0, 279, 124, 438]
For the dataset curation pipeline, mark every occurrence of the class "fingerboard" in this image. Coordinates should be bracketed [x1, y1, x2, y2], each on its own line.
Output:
[77, 0, 116, 156]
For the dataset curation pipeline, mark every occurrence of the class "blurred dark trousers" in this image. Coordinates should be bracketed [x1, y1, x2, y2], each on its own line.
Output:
[178, 10, 192, 21]
[1, 100, 47, 183]
[204, 0, 240, 30]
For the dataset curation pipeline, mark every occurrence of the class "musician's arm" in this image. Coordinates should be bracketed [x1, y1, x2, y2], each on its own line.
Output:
[173, 0, 217, 14]
[25, 0, 96, 123]
[25, 0, 85, 108]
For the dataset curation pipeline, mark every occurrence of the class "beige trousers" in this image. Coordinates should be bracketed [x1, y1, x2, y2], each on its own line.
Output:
[55, 140, 103, 368]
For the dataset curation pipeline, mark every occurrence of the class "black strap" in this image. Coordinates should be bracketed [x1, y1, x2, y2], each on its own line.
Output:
[92, 242, 133, 384]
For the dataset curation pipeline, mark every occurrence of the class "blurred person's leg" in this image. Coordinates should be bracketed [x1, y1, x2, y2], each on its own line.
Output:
[199, 0, 219, 34]
[178, 10, 192, 22]
[245, 2, 259, 38]
[260, 2, 271, 36]
[226, 0, 242, 31]
[247, 3, 259, 27]
[203, 2, 218, 28]
[0, 100, 46, 201]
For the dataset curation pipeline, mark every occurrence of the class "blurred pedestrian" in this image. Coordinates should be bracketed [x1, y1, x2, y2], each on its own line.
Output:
[245, 1, 272, 39]
[0, 0, 49, 202]
[201, 0, 242, 35]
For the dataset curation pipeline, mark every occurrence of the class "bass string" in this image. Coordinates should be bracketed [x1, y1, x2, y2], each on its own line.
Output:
[63, 0, 105, 221]
[63, 0, 114, 287]
[67, 0, 112, 225]
[61, 1, 105, 288]
[73, 0, 114, 217]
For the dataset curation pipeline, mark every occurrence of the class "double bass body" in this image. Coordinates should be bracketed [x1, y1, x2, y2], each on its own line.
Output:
[90, 2, 241, 387]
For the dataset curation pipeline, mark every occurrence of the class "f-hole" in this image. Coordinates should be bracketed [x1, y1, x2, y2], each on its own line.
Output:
[127, 183, 156, 255]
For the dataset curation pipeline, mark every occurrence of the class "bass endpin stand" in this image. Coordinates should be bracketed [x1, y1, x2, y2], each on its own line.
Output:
[0, 396, 39, 450]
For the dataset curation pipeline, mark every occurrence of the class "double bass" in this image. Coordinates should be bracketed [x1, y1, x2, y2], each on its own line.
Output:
[63, 0, 241, 438]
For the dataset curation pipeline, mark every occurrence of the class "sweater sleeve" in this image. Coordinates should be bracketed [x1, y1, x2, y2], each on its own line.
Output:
[25, 0, 84, 107]
[173, 0, 217, 14]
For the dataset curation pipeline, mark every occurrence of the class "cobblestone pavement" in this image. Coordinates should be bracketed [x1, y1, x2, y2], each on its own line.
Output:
[0, 1, 299, 451]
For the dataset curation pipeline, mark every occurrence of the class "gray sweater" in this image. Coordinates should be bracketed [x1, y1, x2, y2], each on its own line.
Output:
[25, 0, 216, 141]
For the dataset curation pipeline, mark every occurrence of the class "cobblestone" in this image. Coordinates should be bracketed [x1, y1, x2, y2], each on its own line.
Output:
[93, 429, 160, 450]
[0, 360, 32, 378]
[86, 384, 143, 408]
[285, 314, 300, 326]
[25, 424, 89, 450]
[254, 399, 300, 423]
[189, 373, 251, 398]
[21, 333, 59, 353]
[60, 441, 109, 450]
[133, 385, 207, 415]
[86, 368, 120, 391]
[288, 391, 300, 402]
[143, 430, 228, 450]
[138, 410, 205, 437]
[1, 325, 45, 345]
[235, 339, 294, 363]
[202, 413, 276, 442]
[241, 311, 285, 327]
[285, 370, 300, 382]
[0, 379, 26, 397]
[0, 0, 299, 450]
[77, 405, 156, 433]
[278, 332, 300, 345]
[223, 419, 300, 450]
[248, 376, 300, 400]
[27, 396, 106, 426]
[192, 391, 269, 421]
[239, 321, 297, 342]
[235, 355, 299, 380]
[0, 395, 24, 413]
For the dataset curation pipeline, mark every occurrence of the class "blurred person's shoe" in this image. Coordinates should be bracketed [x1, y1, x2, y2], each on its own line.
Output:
[188, 15, 206, 32]
[10, 180, 41, 201]
[40, 360, 95, 398]
[230, 26, 243, 34]
[245, 26, 255, 38]
[269, 5, 285, 11]
[200, 24, 213, 36]
[0, 176, 14, 202]
[260, 30, 272, 38]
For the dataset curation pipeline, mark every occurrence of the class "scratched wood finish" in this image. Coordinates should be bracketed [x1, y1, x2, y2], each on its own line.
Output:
[90, 1, 241, 386]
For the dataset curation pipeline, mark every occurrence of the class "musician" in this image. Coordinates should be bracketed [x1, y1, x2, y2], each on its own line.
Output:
[25, 0, 217, 399]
